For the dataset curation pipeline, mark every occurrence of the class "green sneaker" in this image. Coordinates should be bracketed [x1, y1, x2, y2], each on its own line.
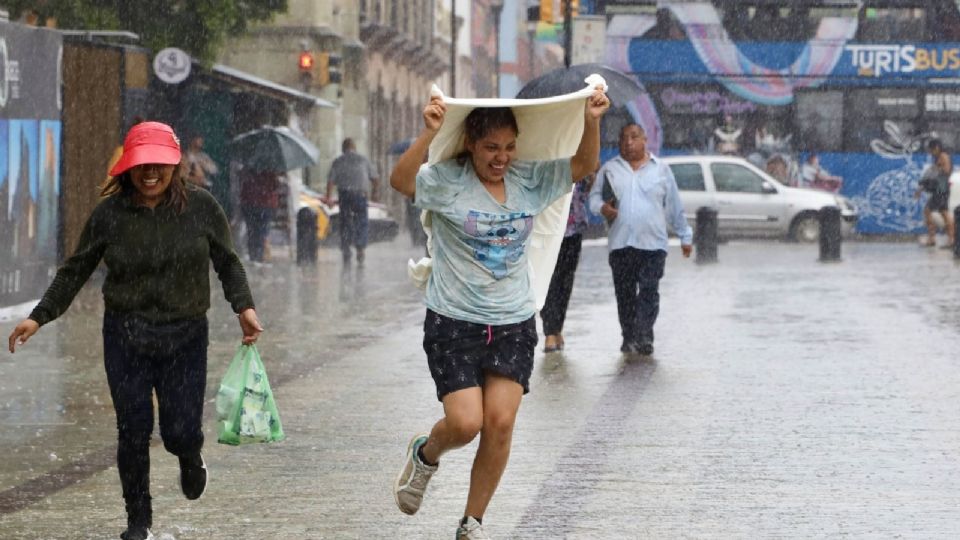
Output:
[393, 433, 437, 515]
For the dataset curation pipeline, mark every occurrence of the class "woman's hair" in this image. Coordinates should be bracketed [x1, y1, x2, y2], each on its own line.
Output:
[100, 162, 189, 213]
[456, 107, 519, 164]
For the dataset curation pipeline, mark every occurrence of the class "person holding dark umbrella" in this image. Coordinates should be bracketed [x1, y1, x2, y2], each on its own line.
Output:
[7, 121, 262, 540]
[239, 166, 281, 265]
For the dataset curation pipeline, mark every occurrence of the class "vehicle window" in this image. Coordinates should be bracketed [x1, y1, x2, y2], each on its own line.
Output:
[711, 163, 766, 193]
[796, 90, 843, 152]
[669, 163, 705, 191]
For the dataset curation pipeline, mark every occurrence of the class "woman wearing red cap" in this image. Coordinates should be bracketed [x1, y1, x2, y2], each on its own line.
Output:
[7, 121, 262, 540]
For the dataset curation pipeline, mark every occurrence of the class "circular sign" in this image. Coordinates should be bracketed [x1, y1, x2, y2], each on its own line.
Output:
[153, 47, 191, 84]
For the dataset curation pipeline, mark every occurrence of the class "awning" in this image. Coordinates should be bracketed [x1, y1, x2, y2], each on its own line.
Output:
[210, 63, 336, 109]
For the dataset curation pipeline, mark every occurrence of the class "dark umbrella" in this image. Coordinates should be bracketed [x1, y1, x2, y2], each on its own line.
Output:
[388, 138, 416, 155]
[230, 125, 320, 172]
[516, 63, 642, 106]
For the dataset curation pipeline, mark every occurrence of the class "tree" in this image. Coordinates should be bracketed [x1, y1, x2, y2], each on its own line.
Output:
[5, 0, 288, 63]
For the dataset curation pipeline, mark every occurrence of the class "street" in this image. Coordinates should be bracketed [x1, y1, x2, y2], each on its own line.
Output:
[2, 238, 960, 539]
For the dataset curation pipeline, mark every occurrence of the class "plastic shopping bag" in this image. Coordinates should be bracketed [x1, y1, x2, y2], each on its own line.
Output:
[216, 344, 285, 445]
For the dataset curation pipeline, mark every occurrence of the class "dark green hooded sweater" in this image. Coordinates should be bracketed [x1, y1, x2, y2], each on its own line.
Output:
[30, 186, 254, 325]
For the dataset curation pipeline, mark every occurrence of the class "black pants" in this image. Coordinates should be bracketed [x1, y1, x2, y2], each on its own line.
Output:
[243, 206, 275, 262]
[608, 247, 667, 345]
[540, 233, 583, 336]
[102, 312, 208, 518]
[338, 191, 369, 255]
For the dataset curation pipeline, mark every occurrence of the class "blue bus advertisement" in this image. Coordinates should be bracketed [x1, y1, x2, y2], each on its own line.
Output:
[604, 5, 960, 235]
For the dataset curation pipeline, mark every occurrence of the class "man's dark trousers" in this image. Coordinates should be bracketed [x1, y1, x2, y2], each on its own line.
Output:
[608, 247, 667, 347]
[338, 190, 369, 258]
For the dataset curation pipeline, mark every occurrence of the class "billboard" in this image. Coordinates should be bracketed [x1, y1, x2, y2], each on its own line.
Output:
[0, 23, 62, 309]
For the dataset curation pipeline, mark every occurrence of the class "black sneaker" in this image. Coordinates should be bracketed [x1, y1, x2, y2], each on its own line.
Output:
[620, 340, 638, 353]
[179, 453, 207, 500]
[637, 342, 654, 356]
[120, 526, 155, 540]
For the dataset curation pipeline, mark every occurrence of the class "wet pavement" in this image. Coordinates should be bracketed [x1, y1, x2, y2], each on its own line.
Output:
[2, 238, 960, 539]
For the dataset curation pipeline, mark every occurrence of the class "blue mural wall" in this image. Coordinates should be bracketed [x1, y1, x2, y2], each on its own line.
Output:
[0, 23, 63, 308]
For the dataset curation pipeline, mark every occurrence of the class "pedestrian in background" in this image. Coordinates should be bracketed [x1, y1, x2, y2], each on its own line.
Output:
[389, 86, 609, 539]
[183, 135, 218, 190]
[240, 167, 281, 264]
[325, 138, 379, 264]
[589, 123, 692, 356]
[7, 121, 263, 540]
[541, 173, 594, 353]
[915, 138, 955, 248]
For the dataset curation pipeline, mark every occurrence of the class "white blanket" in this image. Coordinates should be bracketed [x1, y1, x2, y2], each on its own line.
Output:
[408, 75, 607, 310]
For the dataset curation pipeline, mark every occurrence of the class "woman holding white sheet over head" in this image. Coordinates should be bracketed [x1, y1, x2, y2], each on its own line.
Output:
[389, 82, 609, 539]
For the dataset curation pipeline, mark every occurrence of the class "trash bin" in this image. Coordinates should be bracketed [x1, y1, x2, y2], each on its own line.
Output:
[297, 207, 318, 265]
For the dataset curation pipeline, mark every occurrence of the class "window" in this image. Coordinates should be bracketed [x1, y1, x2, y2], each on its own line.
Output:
[845, 88, 920, 152]
[857, 7, 927, 42]
[670, 163, 706, 191]
[711, 163, 766, 193]
[796, 90, 843, 152]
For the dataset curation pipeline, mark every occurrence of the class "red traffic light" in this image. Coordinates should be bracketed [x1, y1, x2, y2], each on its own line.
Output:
[298, 51, 314, 71]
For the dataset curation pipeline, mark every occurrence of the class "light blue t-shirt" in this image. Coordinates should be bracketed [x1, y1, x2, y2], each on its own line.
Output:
[415, 157, 573, 325]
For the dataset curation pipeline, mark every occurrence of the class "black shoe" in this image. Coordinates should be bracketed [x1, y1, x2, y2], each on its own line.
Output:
[179, 453, 207, 500]
[120, 526, 155, 540]
[620, 340, 638, 353]
[637, 342, 654, 356]
[356, 249, 365, 264]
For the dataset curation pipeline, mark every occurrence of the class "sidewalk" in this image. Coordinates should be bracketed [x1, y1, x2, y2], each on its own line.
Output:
[2, 240, 960, 539]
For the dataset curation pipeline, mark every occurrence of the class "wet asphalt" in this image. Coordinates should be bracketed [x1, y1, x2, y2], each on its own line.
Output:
[1, 237, 959, 539]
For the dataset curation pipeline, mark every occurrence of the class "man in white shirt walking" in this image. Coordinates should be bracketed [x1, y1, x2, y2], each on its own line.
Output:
[589, 123, 692, 355]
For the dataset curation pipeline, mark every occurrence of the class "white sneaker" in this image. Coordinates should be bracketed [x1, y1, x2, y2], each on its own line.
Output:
[456, 517, 492, 539]
[393, 433, 437, 515]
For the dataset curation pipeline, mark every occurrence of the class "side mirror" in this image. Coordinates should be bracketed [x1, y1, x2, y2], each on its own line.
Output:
[761, 182, 777, 194]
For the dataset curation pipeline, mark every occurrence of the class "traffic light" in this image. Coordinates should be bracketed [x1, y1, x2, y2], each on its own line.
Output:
[540, 0, 554, 23]
[540, 1, 578, 23]
[315, 52, 330, 87]
[298, 51, 314, 72]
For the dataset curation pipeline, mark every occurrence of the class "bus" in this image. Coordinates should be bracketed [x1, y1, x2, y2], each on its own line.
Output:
[601, 0, 960, 235]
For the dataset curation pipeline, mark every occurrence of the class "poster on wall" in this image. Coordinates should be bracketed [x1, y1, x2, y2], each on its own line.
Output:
[0, 23, 62, 309]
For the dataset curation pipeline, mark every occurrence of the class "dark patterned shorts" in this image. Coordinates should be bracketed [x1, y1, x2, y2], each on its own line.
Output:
[926, 191, 950, 212]
[423, 309, 538, 401]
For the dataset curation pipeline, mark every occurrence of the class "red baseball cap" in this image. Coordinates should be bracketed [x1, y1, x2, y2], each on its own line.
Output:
[109, 121, 182, 176]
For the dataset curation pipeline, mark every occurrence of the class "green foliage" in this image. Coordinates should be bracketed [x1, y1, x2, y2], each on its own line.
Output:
[5, 0, 287, 62]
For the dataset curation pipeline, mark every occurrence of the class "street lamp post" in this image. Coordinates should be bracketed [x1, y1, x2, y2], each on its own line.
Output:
[491, 0, 504, 97]
[563, 0, 572, 68]
[527, 20, 537, 82]
[450, 0, 457, 97]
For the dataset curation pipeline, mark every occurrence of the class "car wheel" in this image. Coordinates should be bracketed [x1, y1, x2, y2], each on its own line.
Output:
[790, 214, 820, 243]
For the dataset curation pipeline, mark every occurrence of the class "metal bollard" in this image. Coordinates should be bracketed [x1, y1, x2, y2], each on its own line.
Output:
[694, 206, 718, 264]
[818, 205, 842, 262]
[296, 206, 318, 265]
[953, 206, 960, 258]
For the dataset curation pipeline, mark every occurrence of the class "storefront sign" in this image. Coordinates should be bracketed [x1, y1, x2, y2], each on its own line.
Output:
[153, 47, 191, 84]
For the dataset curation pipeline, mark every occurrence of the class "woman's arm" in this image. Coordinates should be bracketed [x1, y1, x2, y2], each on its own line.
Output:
[570, 88, 609, 182]
[9, 208, 108, 352]
[390, 95, 446, 198]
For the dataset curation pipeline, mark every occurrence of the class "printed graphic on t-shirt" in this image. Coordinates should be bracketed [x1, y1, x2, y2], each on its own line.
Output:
[464, 210, 533, 279]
